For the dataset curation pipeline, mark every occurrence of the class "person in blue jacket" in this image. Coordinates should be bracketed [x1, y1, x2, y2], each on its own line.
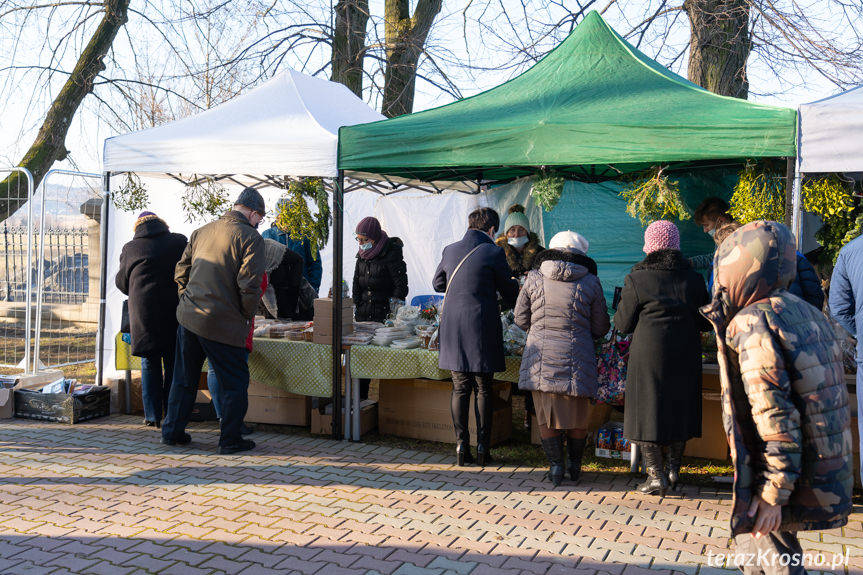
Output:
[828, 234, 863, 487]
[262, 198, 322, 296]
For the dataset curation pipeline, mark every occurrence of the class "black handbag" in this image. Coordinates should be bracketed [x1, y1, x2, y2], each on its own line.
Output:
[120, 300, 131, 334]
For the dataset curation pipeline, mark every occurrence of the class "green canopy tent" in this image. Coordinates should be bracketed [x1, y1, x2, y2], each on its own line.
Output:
[328, 10, 796, 438]
[338, 10, 795, 183]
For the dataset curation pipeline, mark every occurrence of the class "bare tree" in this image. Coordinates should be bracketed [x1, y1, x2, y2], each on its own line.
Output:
[332, 0, 370, 97]
[381, 0, 443, 117]
[458, 1, 863, 101]
[0, 0, 130, 220]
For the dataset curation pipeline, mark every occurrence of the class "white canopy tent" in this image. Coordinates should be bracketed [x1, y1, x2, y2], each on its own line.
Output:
[792, 85, 863, 245]
[98, 69, 500, 393]
[103, 69, 385, 177]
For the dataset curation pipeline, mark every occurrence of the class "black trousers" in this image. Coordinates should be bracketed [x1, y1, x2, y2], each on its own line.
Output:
[162, 325, 249, 448]
[451, 371, 494, 446]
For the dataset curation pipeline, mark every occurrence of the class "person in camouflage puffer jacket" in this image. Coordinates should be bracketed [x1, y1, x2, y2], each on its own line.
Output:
[700, 221, 852, 570]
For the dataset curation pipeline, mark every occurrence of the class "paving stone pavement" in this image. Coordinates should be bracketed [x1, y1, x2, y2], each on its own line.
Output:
[0, 415, 860, 575]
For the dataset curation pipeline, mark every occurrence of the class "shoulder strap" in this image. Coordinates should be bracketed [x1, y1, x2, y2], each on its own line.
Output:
[442, 244, 483, 312]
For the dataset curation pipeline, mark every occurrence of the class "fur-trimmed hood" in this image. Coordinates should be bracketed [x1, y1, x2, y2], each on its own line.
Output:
[495, 232, 544, 275]
[632, 248, 689, 272]
[534, 248, 597, 276]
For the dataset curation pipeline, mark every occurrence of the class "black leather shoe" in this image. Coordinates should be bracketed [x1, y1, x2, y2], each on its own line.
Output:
[161, 432, 192, 446]
[476, 444, 493, 467]
[219, 439, 256, 455]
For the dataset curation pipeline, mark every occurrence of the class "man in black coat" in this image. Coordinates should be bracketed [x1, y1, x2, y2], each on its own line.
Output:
[115, 211, 187, 427]
[433, 207, 519, 466]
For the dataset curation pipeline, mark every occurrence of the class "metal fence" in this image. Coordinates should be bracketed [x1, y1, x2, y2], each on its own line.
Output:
[2, 225, 89, 304]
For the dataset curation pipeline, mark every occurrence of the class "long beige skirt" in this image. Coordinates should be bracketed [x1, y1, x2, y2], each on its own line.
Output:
[532, 391, 590, 430]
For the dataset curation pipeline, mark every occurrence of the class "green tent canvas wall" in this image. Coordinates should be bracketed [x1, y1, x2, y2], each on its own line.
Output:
[338, 10, 795, 182]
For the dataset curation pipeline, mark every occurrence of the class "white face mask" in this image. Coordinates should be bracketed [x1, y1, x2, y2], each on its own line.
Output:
[508, 236, 529, 248]
[707, 228, 716, 238]
[359, 242, 374, 251]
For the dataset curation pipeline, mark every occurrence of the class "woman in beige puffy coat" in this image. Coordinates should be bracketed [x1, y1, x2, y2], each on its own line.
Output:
[514, 230, 609, 486]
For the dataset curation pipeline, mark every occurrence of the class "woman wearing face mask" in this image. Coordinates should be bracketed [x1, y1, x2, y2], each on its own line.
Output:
[352, 216, 409, 398]
[495, 205, 544, 280]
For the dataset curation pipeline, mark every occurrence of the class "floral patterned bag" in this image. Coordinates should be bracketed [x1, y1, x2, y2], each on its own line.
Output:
[594, 329, 631, 406]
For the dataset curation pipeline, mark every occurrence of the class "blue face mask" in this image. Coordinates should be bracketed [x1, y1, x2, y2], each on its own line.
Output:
[359, 242, 374, 251]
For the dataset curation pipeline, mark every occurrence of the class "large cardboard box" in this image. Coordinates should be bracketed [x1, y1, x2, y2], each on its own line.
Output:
[245, 380, 311, 425]
[314, 297, 353, 312]
[685, 370, 729, 460]
[14, 385, 111, 424]
[379, 378, 512, 446]
[311, 400, 378, 437]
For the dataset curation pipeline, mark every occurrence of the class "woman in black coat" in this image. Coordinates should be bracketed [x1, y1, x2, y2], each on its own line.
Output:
[352, 216, 408, 399]
[115, 212, 187, 427]
[433, 208, 519, 466]
[613, 220, 709, 496]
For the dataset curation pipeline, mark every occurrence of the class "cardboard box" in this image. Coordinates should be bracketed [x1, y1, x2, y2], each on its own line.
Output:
[313, 321, 354, 344]
[378, 378, 512, 446]
[0, 387, 13, 419]
[311, 399, 378, 437]
[683, 390, 728, 460]
[14, 385, 111, 424]
[314, 297, 353, 312]
[5, 369, 65, 390]
[190, 390, 218, 422]
[245, 379, 311, 426]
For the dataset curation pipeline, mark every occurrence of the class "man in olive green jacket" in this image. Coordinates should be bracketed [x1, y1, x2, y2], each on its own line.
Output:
[162, 187, 266, 454]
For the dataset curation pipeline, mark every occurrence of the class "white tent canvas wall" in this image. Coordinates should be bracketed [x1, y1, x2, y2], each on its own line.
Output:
[798, 85, 863, 173]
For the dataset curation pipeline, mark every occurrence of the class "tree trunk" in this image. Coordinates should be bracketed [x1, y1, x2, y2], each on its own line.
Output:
[331, 0, 370, 97]
[381, 0, 442, 118]
[683, 0, 750, 99]
[0, 0, 130, 221]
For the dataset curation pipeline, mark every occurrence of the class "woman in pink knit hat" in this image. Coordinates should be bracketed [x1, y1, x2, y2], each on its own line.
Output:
[613, 220, 710, 496]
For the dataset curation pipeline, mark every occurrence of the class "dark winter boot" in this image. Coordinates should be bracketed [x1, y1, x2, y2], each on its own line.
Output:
[567, 436, 587, 481]
[666, 441, 686, 492]
[635, 443, 669, 496]
[540, 435, 566, 487]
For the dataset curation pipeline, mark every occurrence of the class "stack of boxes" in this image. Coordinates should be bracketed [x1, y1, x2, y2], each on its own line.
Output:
[312, 297, 354, 344]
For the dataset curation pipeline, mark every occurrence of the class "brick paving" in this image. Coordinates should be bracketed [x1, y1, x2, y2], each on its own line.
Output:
[0, 415, 860, 575]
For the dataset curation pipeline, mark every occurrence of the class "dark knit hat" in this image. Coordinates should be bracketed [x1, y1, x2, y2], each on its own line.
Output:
[355, 217, 382, 241]
[235, 187, 266, 215]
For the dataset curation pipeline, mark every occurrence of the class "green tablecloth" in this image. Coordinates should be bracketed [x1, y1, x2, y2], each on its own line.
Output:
[116, 333, 333, 397]
[348, 344, 521, 383]
[249, 339, 333, 397]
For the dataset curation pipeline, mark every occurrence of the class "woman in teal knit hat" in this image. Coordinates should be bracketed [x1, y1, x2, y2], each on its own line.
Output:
[495, 204, 544, 280]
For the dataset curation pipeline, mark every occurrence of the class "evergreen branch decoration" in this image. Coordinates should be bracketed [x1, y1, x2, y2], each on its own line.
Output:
[802, 174, 860, 265]
[181, 175, 230, 223]
[113, 172, 148, 212]
[530, 173, 564, 212]
[728, 160, 785, 223]
[619, 166, 690, 225]
[275, 178, 330, 260]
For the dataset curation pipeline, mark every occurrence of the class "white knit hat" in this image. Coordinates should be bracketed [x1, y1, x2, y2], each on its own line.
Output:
[549, 230, 589, 254]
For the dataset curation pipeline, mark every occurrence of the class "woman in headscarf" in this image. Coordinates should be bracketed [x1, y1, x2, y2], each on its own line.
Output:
[614, 220, 710, 496]
[495, 205, 544, 280]
[352, 216, 408, 399]
[514, 231, 609, 486]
